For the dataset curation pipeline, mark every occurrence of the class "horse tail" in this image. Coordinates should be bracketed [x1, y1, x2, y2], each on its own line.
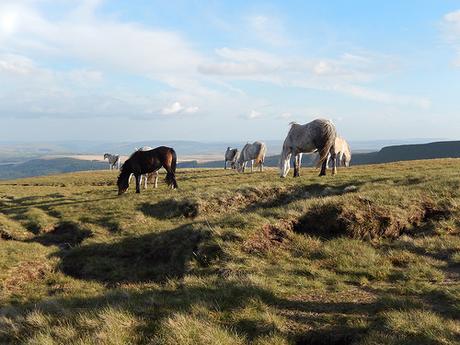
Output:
[165, 148, 178, 189]
[254, 143, 266, 166]
[316, 120, 337, 168]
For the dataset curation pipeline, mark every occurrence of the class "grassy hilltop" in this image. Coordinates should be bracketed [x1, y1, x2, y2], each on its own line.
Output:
[0, 160, 459, 344]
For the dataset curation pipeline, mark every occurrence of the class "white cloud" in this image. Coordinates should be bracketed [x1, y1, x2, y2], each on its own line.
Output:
[247, 110, 262, 119]
[198, 47, 429, 108]
[161, 102, 184, 115]
[442, 9, 460, 66]
[0, 1, 203, 81]
[0, 54, 36, 75]
[185, 105, 199, 113]
[279, 112, 292, 119]
[161, 102, 199, 115]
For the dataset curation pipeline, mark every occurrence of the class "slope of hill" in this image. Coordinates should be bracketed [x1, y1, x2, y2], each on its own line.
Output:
[0, 160, 459, 344]
[0, 158, 107, 180]
[352, 140, 460, 165]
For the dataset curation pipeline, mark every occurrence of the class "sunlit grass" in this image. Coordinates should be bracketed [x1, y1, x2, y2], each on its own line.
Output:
[0, 159, 459, 344]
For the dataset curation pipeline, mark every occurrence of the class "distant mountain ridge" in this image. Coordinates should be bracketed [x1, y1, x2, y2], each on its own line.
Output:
[1, 140, 459, 180]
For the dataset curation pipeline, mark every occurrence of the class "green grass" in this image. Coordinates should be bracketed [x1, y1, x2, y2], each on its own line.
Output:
[0, 160, 459, 344]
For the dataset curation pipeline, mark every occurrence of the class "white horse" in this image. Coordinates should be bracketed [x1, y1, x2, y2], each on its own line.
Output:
[128, 146, 159, 189]
[328, 137, 351, 168]
[236, 141, 266, 173]
[224, 147, 239, 169]
[279, 119, 337, 178]
[103, 153, 120, 170]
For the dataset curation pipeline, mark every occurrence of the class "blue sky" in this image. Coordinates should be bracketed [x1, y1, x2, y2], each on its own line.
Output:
[0, 0, 460, 142]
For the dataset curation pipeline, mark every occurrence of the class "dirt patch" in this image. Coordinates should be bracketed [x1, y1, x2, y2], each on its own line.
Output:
[244, 221, 293, 254]
[3, 261, 51, 292]
[293, 197, 456, 240]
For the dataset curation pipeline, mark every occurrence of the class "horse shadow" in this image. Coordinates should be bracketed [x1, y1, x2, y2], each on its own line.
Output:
[139, 200, 199, 219]
[28, 221, 93, 248]
[56, 224, 214, 284]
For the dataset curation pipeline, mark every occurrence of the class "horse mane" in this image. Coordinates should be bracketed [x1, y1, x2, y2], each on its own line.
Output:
[289, 121, 298, 127]
[117, 158, 132, 186]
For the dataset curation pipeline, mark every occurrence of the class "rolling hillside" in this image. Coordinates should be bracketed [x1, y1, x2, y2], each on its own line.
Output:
[0, 160, 459, 344]
[351, 141, 460, 165]
[0, 158, 107, 180]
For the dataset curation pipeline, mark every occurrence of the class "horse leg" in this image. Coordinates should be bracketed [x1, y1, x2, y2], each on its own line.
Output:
[154, 171, 159, 188]
[319, 159, 327, 176]
[135, 174, 141, 193]
[143, 174, 148, 189]
[294, 154, 300, 177]
[251, 160, 254, 173]
[331, 151, 337, 175]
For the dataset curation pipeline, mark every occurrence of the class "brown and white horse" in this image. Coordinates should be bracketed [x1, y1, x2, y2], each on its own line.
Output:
[117, 146, 178, 195]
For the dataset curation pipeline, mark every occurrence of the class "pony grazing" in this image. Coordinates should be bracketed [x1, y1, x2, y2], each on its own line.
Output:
[129, 146, 158, 189]
[328, 137, 352, 168]
[117, 146, 178, 195]
[224, 147, 239, 169]
[279, 119, 337, 178]
[104, 153, 120, 170]
[236, 141, 267, 173]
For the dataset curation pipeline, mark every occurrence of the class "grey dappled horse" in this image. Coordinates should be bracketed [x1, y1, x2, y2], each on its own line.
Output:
[236, 141, 267, 173]
[279, 119, 337, 178]
[224, 147, 239, 169]
[104, 153, 120, 170]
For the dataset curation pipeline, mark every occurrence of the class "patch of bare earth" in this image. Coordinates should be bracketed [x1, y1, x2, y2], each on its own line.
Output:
[3, 261, 52, 293]
[243, 221, 293, 254]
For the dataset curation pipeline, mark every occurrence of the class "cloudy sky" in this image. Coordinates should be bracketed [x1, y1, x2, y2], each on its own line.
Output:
[1, 0, 460, 142]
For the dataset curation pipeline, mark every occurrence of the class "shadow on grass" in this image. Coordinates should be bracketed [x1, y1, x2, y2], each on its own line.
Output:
[29, 221, 93, 247]
[139, 199, 199, 220]
[57, 224, 216, 284]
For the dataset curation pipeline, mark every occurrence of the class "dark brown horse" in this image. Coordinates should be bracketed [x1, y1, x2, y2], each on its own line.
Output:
[117, 146, 178, 195]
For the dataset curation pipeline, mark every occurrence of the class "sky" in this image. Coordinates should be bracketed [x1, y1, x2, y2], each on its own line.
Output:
[1, 0, 460, 142]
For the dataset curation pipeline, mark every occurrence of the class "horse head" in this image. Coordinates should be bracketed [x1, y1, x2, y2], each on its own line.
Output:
[117, 162, 131, 195]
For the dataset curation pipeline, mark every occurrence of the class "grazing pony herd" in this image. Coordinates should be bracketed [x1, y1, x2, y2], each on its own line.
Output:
[104, 118, 352, 195]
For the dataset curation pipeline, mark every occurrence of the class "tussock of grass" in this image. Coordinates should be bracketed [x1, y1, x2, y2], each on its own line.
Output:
[362, 309, 460, 345]
[154, 313, 245, 345]
[294, 193, 456, 240]
[22, 208, 58, 234]
[320, 238, 392, 281]
[0, 213, 32, 241]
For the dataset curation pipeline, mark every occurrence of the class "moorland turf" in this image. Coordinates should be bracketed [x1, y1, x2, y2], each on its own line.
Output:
[0, 160, 459, 344]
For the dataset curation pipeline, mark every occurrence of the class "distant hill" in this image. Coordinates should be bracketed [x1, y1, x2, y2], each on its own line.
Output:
[351, 141, 460, 165]
[0, 158, 107, 180]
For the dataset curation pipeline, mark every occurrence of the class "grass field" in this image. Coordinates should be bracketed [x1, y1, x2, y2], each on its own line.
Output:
[0, 160, 459, 344]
